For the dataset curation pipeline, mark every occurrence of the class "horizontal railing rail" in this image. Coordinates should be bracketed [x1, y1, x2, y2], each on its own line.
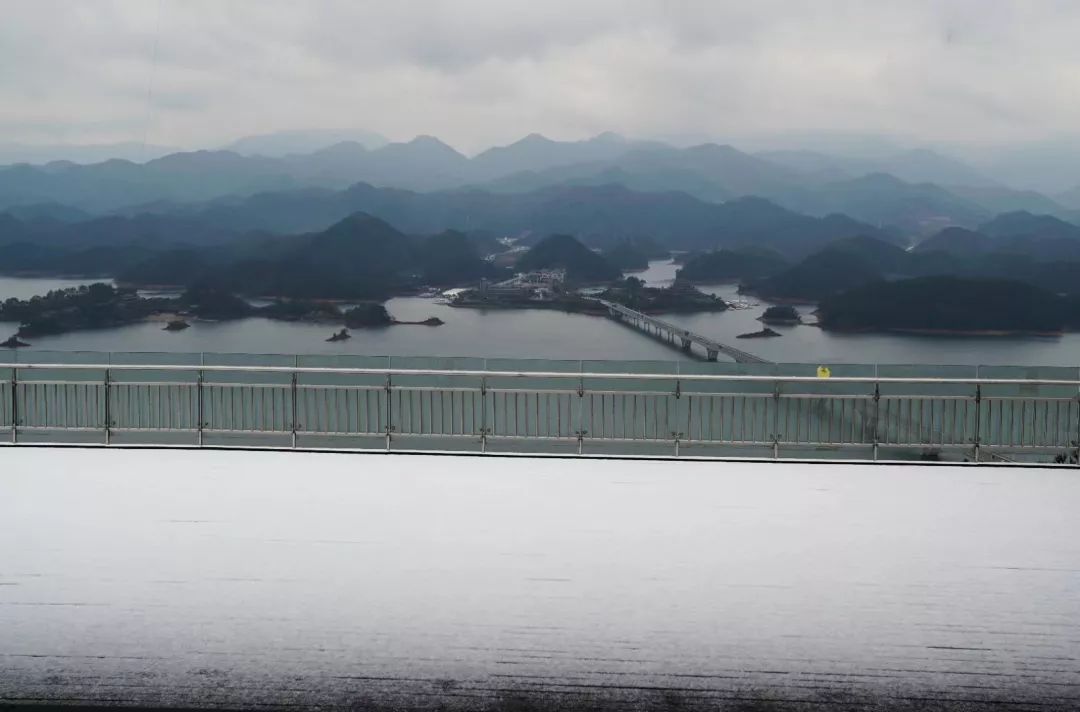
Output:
[4, 361, 1080, 386]
[2, 354, 1079, 465]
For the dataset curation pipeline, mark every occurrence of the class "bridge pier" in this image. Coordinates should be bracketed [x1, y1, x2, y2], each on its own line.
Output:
[680, 337, 692, 351]
[706, 349, 718, 361]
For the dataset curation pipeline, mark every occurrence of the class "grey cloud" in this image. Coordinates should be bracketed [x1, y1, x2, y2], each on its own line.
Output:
[2, 0, 1080, 153]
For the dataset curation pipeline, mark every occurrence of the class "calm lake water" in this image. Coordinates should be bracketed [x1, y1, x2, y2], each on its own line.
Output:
[3, 267, 1080, 367]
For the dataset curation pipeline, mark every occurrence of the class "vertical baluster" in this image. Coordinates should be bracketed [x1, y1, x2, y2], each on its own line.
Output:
[685, 394, 693, 447]
[80, 381, 88, 430]
[10, 367, 17, 444]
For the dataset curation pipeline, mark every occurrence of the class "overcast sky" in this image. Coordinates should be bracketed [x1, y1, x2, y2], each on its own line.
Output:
[3, 0, 1080, 154]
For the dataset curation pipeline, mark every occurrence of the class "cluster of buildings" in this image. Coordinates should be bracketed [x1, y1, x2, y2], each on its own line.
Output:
[476, 270, 567, 302]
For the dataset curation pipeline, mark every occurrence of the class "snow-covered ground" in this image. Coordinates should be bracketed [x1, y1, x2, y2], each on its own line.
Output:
[2, 448, 1079, 709]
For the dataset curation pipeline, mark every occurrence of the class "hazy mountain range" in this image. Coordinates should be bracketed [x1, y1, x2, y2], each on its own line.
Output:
[0, 141, 180, 166]
[2, 131, 1080, 266]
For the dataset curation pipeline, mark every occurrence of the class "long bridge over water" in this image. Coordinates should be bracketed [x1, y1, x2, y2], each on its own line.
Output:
[595, 299, 770, 364]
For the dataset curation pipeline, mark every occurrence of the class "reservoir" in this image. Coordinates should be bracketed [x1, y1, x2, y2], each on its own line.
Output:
[3, 266, 1080, 367]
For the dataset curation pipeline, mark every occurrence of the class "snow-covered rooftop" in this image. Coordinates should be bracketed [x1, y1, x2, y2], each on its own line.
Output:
[2, 448, 1078, 709]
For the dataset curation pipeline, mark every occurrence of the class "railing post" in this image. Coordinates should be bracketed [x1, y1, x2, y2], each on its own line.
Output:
[385, 371, 393, 451]
[1074, 389, 1080, 467]
[103, 367, 111, 446]
[674, 377, 681, 457]
[197, 368, 205, 447]
[10, 366, 17, 445]
[872, 383, 880, 462]
[289, 356, 298, 451]
[479, 375, 487, 454]
[289, 369, 298, 449]
[576, 370, 585, 456]
[772, 380, 781, 459]
[197, 353, 206, 448]
[973, 383, 982, 463]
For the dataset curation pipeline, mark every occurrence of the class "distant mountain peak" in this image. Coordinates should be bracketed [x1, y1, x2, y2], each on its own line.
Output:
[408, 134, 455, 148]
[385, 135, 467, 161]
[224, 129, 388, 157]
[588, 131, 626, 143]
[686, 143, 740, 155]
[300, 141, 371, 164]
[848, 172, 908, 187]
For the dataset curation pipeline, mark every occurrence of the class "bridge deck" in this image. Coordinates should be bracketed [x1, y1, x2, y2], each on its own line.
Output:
[599, 299, 770, 364]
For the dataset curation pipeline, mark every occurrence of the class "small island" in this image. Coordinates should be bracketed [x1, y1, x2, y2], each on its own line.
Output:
[759, 305, 801, 325]
[737, 327, 781, 339]
[599, 277, 727, 314]
[1, 335, 30, 348]
[343, 303, 393, 327]
[0, 283, 175, 338]
[326, 328, 351, 342]
[0, 284, 447, 340]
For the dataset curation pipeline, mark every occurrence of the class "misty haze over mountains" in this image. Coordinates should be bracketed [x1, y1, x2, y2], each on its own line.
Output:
[2, 131, 1080, 238]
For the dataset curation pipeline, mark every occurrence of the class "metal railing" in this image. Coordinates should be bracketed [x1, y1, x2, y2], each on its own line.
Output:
[2, 352, 1079, 464]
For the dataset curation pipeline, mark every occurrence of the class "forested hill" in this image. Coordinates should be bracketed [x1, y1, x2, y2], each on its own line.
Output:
[122, 214, 496, 300]
[126, 183, 892, 257]
[741, 229, 1080, 302]
[817, 277, 1078, 334]
[516, 234, 621, 282]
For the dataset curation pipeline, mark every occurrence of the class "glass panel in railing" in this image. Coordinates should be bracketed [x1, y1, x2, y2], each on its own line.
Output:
[484, 357, 580, 392]
[581, 358, 677, 394]
[390, 355, 485, 388]
[11, 350, 107, 383]
[105, 352, 200, 385]
[14, 349, 110, 366]
[678, 360, 777, 396]
[297, 354, 389, 388]
[107, 351, 202, 367]
[771, 362, 875, 396]
[877, 363, 978, 398]
[201, 352, 293, 385]
[977, 365, 1079, 398]
[201, 351, 296, 367]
